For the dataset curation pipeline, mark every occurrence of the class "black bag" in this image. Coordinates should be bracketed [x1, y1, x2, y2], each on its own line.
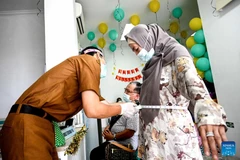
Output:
[109, 115, 122, 130]
[105, 142, 136, 160]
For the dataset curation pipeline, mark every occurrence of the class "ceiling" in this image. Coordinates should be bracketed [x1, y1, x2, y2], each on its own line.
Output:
[0, 0, 200, 48]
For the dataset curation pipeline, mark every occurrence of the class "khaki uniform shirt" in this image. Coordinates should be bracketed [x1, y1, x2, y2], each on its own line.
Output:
[15, 54, 104, 121]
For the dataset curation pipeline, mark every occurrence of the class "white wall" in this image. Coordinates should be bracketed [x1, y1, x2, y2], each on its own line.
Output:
[197, 0, 240, 156]
[100, 46, 144, 103]
[44, 0, 79, 71]
[0, 12, 45, 118]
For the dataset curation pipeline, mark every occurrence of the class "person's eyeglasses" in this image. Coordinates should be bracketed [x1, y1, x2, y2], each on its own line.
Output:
[124, 88, 137, 94]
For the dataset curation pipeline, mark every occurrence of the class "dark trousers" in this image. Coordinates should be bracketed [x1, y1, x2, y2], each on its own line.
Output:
[90, 141, 110, 160]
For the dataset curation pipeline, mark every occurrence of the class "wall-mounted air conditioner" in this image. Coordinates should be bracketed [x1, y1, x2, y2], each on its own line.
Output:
[75, 2, 85, 35]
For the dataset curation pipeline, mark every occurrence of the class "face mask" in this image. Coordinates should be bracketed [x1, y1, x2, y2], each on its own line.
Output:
[122, 93, 131, 102]
[137, 48, 155, 62]
[100, 63, 107, 78]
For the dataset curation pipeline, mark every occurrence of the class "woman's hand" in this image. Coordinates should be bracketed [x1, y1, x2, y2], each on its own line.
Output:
[199, 124, 227, 160]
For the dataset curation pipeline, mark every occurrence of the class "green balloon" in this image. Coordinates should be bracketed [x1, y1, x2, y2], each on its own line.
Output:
[194, 29, 205, 44]
[172, 7, 182, 19]
[204, 51, 209, 58]
[204, 70, 213, 83]
[109, 43, 117, 52]
[113, 8, 125, 22]
[196, 57, 210, 71]
[176, 38, 181, 43]
[108, 29, 118, 41]
[191, 44, 206, 58]
[87, 31, 95, 41]
[92, 44, 98, 48]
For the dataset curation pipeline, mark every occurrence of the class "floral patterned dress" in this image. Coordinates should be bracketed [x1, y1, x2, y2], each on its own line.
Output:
[137, 57, 227, 160]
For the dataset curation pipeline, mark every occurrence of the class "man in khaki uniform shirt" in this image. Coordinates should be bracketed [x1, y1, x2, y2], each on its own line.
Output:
[0, 46, 138, 160]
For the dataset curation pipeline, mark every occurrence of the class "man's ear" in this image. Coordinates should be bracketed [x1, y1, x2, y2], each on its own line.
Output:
[135, 94, 140, 100]
[92, 52, 100, 62]
[95, 52, 102, 60]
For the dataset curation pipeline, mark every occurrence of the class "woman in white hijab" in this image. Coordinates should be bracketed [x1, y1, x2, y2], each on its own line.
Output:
[125, 24, 227, 160]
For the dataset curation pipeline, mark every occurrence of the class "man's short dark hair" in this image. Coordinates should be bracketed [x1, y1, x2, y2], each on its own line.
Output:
[130, 81, 142, 94]
[80, 46, 102, 56]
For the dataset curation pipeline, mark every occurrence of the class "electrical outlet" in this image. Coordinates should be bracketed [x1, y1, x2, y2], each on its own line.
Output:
[226, 122, 234, 128]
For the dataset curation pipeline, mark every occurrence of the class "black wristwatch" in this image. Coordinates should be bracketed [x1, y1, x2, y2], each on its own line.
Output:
[113, 134, 117, 140]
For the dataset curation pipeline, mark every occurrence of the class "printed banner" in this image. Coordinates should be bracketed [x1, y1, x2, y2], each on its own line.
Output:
[115, 74, 142, 82]
[117, 67, 140, 75]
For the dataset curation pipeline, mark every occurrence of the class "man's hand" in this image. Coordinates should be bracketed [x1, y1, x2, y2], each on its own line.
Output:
[120, 102, 139, 117]
[103, 125, 110, 132]
[102, 129, 114, 141]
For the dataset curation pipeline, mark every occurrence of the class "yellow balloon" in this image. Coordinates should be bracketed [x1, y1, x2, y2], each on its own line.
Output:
[189, 18, 202, 31]
[186, 36, 196, 49]
[169, 22, 179, 34]
[197, 69, 205, 78]
[193, 57, 199, 65]
[148, 0, 160, 13]
[98, 23, 108, 34]
[130, 15, 140, 26]
[97, 38, 106, 49]
[180, 30, 188, 39]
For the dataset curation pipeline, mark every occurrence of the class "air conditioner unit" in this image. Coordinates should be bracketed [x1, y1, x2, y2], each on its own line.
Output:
[75, 2, 85, 35]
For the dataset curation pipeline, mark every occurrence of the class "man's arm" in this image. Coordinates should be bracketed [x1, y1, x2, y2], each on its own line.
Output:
[103, 129, 135, 141]
[82, 90, 122, 118]
[113, 129, 135, 140]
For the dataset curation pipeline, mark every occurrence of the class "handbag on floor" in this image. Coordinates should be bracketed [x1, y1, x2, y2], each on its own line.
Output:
[105, 141, 136, 160]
